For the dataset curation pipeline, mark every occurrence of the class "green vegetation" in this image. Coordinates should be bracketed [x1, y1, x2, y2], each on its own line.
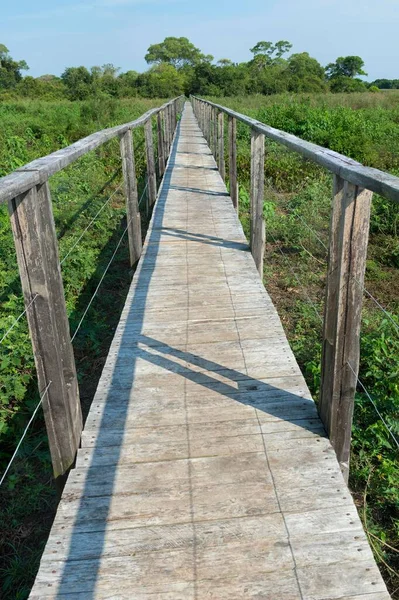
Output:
[0, 38, 391, 101]
[215, 92, 399, 597]
[0, 96, 163, 599]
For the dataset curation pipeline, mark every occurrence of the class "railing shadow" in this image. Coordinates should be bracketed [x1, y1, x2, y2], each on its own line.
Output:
[170, 184, 230, 197]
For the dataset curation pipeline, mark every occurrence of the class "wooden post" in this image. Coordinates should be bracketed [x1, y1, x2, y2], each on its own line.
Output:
[157, 112, 165, 177]
[8, 182, 82, 481]
[250, 130, 265, 275]
[120, 129, 142, 266]
[164, 106, 170, 160]
[319, 176, 372, 481]
[228, 115, 238, 211]
[206, 105, 211, 144]
[208, 105, 212, 145]
[144, 118, 157, 207]
[212, 108, 218, 158]
[217, 111, 225, 180]
[173, 100, 178, 131]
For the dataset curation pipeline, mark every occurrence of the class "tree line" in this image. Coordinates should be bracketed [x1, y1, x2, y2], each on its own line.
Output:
[0, 37, 395, 101]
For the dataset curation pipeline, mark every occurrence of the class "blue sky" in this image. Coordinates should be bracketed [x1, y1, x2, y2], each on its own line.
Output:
[1, 0, 398, 80]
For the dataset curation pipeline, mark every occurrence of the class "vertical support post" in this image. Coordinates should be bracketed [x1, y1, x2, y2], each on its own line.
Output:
[228, 115, 238, 211]
[212, 108, 218, 158]
[207, 104, 211, 144]
[319, 176, 372, 481]
[164, 106, 170, 160]
[217, 111, 225, 180]
[144, 117, 157, 207]
[250, 130, 265, 275]
[157, 111, 165, 177]
[8, 182, 82, 481]
[120, 129, 142, 266]
[171, 101, 176, 133]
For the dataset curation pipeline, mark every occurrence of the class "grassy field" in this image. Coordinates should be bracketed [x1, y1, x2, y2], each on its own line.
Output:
[0, 96, 164, 599]
[210, 91, 399, 597]
[0, 91, 398, 598]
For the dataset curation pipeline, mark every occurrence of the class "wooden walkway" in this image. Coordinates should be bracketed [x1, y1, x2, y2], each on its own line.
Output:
[30, 103, 390, 599]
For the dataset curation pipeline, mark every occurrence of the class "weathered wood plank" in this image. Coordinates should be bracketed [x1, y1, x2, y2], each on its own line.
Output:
[228, 115, 238, 211]
[157, 111, 165, 177]
[8, 182, 81, 479]
[319, 176, 373, 480]
[217, 111, 226, 180]
[144, 118, 157, 207]
[120, 129, 142, 265]
[250, 130, 265, 274]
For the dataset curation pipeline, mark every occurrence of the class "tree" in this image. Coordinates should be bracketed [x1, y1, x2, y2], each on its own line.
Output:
[371, 78, 399, 90]
[274, 41, 293, 59]
[250, 41, 274, 57]
[61, 66, 93, 100]
[91, 64, 121, 96]
[0, 44, 29, 89]
[145, 37, 212, 69]
[217, 58, 234, 67]
[325, 56, 367, 79]
[250, 40, 292, 62]
[117, 70, 139, 97]
[329, 76, 367, 93]
[136, 63, 185, 98]
[286, 52, 327, 92]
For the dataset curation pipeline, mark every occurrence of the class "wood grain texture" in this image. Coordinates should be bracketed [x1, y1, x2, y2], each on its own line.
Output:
[144, 118, 157, 208]
[29, 103, 390, 600]
[320, 175, 373, 480]
[217, 111, 226, 180]
[8, 182, 81, 479]
[228, 115, 238, 211]
[120, 129, 142, 265]
[157, 111, 165, 177]
[250, 130, 266, 274]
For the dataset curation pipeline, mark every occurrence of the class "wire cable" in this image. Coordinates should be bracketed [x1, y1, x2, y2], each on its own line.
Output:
[268, 230, 324, 324]
[60, 183, 123, 266]
[0, 294, 38, 346]
[352, 276, 399, 336]
[70, 180, 150, 341]
[0, 380, 52, 488]
[292, 211, 328, 251]
[346, 361, 399, 449]
[268, 230, 397, 447]
[138, 181, 149, 208]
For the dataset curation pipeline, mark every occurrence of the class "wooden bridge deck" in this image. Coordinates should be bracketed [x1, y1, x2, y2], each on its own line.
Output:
[30, 103, 390, 599]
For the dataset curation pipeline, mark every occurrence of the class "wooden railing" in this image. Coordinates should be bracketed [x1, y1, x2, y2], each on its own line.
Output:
[0, 95, 184, 483]
[191, 95, 399, 481]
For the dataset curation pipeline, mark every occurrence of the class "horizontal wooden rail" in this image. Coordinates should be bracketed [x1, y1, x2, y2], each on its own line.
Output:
[190, 95, 395, 483]
[0, 96, 184, 206]
[191, 96, 399, 205]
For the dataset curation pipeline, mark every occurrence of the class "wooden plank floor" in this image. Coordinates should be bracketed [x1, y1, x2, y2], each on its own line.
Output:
[30, 103, 390, 599]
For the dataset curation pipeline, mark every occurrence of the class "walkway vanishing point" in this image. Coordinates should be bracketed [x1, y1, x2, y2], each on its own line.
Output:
[29, 103, 390, 599]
